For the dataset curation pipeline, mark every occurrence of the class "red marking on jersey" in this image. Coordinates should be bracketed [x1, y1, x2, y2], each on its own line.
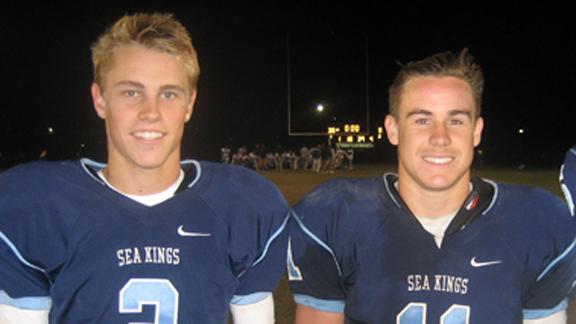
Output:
[467, 195, 479, 210]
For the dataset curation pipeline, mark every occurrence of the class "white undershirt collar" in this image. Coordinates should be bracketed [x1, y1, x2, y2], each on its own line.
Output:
[414, 212, 457, 248]
[97, 169, 185, 206]
[395, 181, 473, 248]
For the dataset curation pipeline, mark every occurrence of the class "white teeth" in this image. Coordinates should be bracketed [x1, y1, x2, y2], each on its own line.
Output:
[423, 156, 453, 164]
[133, 132, 163, 140]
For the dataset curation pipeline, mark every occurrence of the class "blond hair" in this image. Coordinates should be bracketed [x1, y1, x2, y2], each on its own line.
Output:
[388, 48, 483, 119]
[91, 12, 200, 91]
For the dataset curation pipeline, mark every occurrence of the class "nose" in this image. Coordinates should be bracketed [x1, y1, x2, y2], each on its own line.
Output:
[429, 123, 451, 146]
[138, 98, 162, 122]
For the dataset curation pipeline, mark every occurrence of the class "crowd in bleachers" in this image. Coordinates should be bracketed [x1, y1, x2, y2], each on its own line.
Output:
[221, 143, 354, 173]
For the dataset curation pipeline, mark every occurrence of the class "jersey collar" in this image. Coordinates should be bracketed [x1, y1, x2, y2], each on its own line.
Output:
[384, 173, 497, 236]
[80, 158, 201, 195]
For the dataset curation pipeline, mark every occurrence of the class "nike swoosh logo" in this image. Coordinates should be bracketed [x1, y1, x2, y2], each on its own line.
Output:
[177, 225, 211, 237]
[470, 257, 502, 267]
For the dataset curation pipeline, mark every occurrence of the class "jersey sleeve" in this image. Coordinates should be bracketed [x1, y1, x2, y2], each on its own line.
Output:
[0, 234, 52, 310]
[519, 187, 576, 314]
[522, 233, 576, 311]
[560, 146, 576, 216]
[0, 162, 80, 311]
[202, 163, 290, 297]
[230, 200, 289, 296]
[288, 177, 381, 312]
[288, 206, 347, 312]
[0, 164, 57, 310]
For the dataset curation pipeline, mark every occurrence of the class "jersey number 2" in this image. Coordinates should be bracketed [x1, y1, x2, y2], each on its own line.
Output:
[397, 303, 469, 324]
[119, 278, 179, 324]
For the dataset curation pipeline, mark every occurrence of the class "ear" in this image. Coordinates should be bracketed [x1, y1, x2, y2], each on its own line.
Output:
[184, 90, 197, 122]
[384, 114, 399, 146]
[91, 83, 106, 120]
[473, 117, 484, 147]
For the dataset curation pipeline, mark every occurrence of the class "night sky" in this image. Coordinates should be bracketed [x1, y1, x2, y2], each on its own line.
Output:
[1, 1, 574, 168]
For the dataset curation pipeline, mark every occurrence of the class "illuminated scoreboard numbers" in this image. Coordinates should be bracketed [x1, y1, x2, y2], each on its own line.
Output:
[344, 124, 361, 133]
[328, 124, 360, 134]
[327, 127, 340, 134]
[328, 124, 378, 147]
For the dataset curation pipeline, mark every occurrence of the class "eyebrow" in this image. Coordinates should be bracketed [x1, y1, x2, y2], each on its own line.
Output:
[113, 81, 186, 93]
[406, 109, 432, 117]
[114, 80, 145, 89]
[406, 109, 472, 118]
[449, 109, 472, 118]
[159, 84, 187, 93]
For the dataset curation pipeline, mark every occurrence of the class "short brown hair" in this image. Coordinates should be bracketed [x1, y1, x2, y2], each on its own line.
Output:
[91, 12, 200, 91]
[388, 48, 483, 119]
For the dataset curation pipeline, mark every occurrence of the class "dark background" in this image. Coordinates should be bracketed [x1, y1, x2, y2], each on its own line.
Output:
[1, 1, 574, 169]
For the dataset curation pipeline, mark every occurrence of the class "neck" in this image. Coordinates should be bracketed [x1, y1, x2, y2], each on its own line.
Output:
[397, 174, 471, 219]
[103, 160, 182, 196]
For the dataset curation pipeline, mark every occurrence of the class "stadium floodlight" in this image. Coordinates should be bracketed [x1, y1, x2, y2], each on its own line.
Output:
[287, 34, 370, 137]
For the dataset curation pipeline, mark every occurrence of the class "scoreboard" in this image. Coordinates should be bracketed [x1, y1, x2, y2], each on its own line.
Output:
[327, 124, 384, 148]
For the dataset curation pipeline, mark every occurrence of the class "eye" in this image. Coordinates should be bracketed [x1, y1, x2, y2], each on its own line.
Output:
[448, 119, 463, 125]
[161, 92, 177, 100]
[415, 118, 430, 125]
[123, 90, 139, 97]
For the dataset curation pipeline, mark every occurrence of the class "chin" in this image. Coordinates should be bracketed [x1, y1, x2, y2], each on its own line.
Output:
[425, 173, 468, 191]
[129, 156, 170, 170]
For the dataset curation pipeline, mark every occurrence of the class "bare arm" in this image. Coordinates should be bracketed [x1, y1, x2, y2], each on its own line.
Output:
[523, 310, 566, 324]
[230, 293, 274, 324]
[0, 304, 49, 324]
[295, 304, 345, 324]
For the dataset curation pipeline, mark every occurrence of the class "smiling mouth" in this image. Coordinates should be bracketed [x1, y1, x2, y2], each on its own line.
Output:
[423, 156, 454, 164]
[133, 131, 164, 140]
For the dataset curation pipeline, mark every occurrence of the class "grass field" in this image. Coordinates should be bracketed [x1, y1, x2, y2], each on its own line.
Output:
[256, 164, 575, 323]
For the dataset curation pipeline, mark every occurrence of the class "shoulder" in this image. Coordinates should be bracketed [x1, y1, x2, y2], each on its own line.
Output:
[292, 175, 390, 243]
[1, 160, 71, 178]
[561, 146, 576, 215]
[489, 181, 575, 247]
[494, 182, 570, 223]
[0, 161, 97, 264]
[295, 176, 385, 212]
[0, 160, 102, 227]
[563, 146, 576, 166]
[185, 160, 289, 218]
[0, 160, 88, 194]
[195, 161, 286, 200]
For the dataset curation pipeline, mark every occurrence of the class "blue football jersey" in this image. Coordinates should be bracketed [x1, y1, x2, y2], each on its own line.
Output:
[561, 146, 576, 216]
[0, 159, 289, 323]
[288, 173, 576, 323]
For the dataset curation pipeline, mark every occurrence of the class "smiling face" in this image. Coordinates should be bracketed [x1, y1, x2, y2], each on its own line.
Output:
[91, 45, 195, 174]
[385, 76, 483, 195]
